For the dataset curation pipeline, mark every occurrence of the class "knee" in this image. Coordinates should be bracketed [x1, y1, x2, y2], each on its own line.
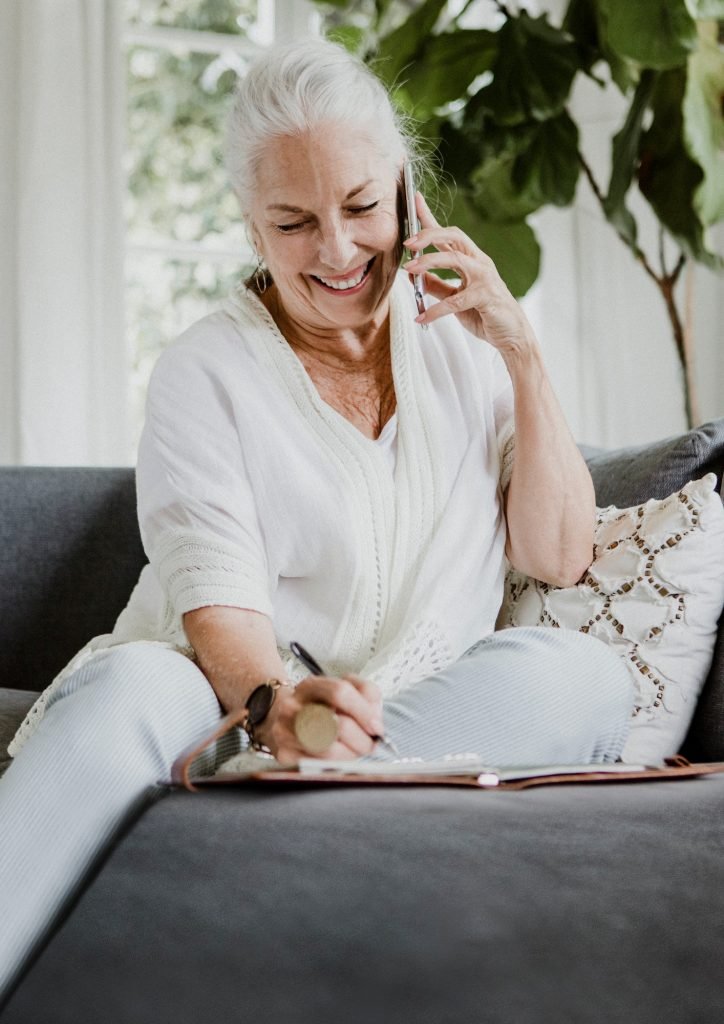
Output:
[50, 643, 218, 723]
[489, 627, 633, 722]
[519, 627, 633, 723]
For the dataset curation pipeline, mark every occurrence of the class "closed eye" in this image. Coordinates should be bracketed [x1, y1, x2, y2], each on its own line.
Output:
[348, 202, 379, 214]
[274, 201, 379, 233]
[275, 221, 310, 234]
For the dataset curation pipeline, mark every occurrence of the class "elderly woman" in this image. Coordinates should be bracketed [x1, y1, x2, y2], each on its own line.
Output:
[0, 38, 633, 997]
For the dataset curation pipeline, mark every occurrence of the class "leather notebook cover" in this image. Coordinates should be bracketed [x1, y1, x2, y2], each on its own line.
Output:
[169, 708, 724, 793]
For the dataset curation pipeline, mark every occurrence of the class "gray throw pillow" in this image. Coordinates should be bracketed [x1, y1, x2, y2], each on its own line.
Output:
[579, 418, 724, 762]
[580, 418, 724, 509]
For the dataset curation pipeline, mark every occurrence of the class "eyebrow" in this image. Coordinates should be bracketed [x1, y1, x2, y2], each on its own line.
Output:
[265, 180, 375, 213]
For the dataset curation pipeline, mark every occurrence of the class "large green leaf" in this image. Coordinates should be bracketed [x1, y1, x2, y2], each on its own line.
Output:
[468, 12, 580, 126]
[438, 120, 487, 184]
[562, 0, 601, 74]
[401, 29, 498, 115]
[513, 111, 580, 208]
[603, 70, 658, 247]
[638, 68, 714, 262]
[683, 20, 724, 225]
[563, 0, 635, 90]
[599, 0, 697, 70]
[466, 112, 580, 222]
[374, 0, 447, 88]
[448, 190, 540, 296]
[469, 129, 542, 222]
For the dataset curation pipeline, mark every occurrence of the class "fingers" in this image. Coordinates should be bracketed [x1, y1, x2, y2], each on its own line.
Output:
[404, 248, 492, 281]
[342, 672, 383, 708]
[405, 223, 482, 260]
[417, 270, 460, 301]
[295, 675, 384, 736]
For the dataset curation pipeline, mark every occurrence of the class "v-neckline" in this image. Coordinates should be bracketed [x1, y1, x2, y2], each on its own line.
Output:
[225, 273, 446, 657]
[240, 287, 401, 450]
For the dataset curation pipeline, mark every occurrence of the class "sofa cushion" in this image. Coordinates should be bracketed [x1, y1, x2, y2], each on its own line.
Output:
[0, 690, 36, 779]
[499, 475, 724, 763]
[4, 779, 724, 1024]
[579, 419, 724, 762]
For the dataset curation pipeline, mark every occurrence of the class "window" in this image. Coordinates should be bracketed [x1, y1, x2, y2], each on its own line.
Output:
[123, 0, 315, 454]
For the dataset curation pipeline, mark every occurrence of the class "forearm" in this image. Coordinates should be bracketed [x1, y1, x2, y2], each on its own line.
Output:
[183, 605, 291, 713]
[503, 340, 595, 587]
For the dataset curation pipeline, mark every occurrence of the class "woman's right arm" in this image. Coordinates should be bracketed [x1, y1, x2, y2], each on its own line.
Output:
[141, 344, 383, 761]
[183, 605, 384, 762]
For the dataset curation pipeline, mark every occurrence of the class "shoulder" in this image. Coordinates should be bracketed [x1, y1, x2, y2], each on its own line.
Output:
[148, 293, 269, 399]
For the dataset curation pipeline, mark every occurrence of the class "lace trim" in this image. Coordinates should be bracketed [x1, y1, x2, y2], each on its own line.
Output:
[365, 619, 456, 699]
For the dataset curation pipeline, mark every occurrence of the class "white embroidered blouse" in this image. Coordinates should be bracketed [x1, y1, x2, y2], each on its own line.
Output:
[8, 273, 514, 758]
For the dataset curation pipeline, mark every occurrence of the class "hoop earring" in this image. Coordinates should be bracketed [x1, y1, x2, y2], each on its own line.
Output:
[253, 253, 268, 294]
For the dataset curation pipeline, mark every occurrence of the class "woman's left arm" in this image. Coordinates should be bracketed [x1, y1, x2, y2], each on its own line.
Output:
[405, 194, 595, 588]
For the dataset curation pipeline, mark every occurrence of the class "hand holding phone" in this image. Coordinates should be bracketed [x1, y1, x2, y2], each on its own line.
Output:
[403, 162, 427, 325]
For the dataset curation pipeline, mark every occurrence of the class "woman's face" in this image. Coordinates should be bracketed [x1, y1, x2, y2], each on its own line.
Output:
[249, 125, 402, 333]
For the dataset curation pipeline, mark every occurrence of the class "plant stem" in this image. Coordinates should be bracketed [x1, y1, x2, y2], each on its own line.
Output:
[577, 152, 658, 285]
[658, 226, 668, 278]
[577, 151, 697, 428]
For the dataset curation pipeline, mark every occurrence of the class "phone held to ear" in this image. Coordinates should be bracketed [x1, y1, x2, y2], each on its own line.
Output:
[403, 162, 427, 327]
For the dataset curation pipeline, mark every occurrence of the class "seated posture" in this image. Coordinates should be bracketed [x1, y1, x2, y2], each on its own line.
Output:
[0, 38, 633, 1000]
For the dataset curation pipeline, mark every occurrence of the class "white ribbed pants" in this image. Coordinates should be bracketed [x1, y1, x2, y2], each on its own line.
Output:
[0, 627, 632, 1001]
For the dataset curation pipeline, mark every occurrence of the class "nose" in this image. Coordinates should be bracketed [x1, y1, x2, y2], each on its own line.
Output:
[317, 219, 358, 272]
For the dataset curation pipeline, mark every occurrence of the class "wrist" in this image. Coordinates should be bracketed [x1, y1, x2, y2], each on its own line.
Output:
[500, 334, 545, 382]
[242, 679, 293, 752]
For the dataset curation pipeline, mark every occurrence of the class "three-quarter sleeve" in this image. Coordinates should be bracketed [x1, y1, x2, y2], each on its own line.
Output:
[136, 344, 274, 620]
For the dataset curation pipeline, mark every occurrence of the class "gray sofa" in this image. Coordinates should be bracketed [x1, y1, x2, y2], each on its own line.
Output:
[1, 420, 724, 1024]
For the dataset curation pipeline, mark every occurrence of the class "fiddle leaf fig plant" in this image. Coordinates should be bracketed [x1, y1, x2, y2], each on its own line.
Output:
[311, 0, 724, 428]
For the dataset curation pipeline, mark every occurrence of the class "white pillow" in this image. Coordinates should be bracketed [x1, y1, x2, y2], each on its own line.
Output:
[497, 474, 724, 764]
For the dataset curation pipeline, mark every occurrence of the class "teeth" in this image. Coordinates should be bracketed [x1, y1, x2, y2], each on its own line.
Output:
[316, 261, 370, 290]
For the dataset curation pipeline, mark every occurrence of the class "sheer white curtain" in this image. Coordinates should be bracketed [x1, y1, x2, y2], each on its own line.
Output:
[0, 0, 127, 465]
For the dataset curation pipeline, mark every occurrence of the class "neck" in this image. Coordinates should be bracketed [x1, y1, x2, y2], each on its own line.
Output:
[260, 286, 392, 373]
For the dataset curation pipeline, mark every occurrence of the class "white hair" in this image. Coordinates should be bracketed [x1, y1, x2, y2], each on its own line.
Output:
[225, 37, 420, 221]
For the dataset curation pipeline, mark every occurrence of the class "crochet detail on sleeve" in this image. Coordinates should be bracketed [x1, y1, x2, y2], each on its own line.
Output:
[155, 530, 272, 618]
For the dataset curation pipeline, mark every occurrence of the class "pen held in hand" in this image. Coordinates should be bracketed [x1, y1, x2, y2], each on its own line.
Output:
[289, 641, 400, 757]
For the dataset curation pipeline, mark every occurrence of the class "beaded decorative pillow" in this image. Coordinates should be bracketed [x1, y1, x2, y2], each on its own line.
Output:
[497, 474, 724, 764]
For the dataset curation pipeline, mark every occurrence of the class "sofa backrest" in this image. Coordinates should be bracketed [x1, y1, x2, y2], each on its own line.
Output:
[0, 468, 146, 696]
[1, 419, 723, 759]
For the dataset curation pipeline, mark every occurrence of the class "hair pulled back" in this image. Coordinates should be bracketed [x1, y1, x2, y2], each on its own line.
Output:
[225, 37, 419, 221]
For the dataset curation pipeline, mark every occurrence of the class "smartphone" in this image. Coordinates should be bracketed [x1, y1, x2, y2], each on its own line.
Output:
[403, 162, 427, 322]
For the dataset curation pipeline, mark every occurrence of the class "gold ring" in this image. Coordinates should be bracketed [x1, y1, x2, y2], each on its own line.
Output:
[293, 703, 339, 755]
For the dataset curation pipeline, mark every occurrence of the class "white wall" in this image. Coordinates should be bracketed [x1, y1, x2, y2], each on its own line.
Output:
[524, 1, 723, 448]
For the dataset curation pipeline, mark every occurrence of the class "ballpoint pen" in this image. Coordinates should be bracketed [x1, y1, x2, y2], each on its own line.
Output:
[290, 641, 400, 757]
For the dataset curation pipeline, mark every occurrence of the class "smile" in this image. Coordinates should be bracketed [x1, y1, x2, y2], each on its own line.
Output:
[311, 257, 375, 294]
